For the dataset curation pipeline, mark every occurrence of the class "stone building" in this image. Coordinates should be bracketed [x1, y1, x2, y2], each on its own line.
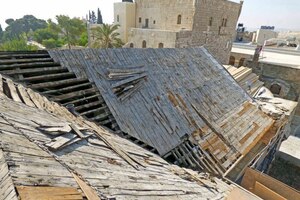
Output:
[114, 0, 244, 64]
[253, 26, 278, 45]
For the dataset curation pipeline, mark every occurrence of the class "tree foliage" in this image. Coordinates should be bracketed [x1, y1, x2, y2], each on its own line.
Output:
[97, 8, 103, 24]
[3, 15, 47, 40]
[92, 24, 124, 48]
[0, 38, 38, 51]
[55, 15, 86, 49]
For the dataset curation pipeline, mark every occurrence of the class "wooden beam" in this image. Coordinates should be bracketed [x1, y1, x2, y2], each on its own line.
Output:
[0, 53, 50, 59]
[75, 101, 102, 111]
[0, 62, 60, 70]
[0, 57, 53, 64]
[51, 88, 98, 102]
[0, 66, 67, 75]
[80, 106, 108, 116]
[22, 72, 75, 82]
[43, 82, 92, 95]
[29, 78, 89, 89]
[62, 94, 102, 106]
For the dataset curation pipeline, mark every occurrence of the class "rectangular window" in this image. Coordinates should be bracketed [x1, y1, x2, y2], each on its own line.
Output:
[117, 15, 120, 22]
[209, 17, 213, 26]
[139, 17, 142, 23]
[145, 19, 149, 28]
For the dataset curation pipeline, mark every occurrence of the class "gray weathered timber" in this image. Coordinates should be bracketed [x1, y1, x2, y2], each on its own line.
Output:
[49, 48, 255, 156]
[0, 75, 246, 200]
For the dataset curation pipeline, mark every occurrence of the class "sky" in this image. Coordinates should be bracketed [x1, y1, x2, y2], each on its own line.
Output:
[0, 0, 300, 31]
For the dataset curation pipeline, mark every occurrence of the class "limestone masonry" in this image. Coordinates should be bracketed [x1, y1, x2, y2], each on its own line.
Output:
[114, 0, 243, 64]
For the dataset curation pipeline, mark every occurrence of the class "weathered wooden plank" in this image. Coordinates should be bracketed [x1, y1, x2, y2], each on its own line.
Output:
[16, 84, 36, 107]
[1, 66, 67, 76]
[6, 79, 22, 102]
[111, 73, 147, 89]
[70, 124, 85, 138]
[72, 173, 100, 200]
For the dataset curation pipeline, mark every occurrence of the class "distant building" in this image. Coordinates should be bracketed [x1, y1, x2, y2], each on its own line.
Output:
[114, 0, 244, 64]
[253, 26, 278, 45]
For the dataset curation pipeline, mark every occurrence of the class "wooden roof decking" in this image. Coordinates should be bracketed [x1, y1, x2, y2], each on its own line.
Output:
[49, 48, 274, 173]
[49, 48, 252, 155]
[0, 75, 245, 199]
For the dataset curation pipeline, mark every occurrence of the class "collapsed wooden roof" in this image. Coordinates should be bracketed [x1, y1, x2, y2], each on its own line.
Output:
[0, 75, 263, 199]
[48, 48, 274, 175]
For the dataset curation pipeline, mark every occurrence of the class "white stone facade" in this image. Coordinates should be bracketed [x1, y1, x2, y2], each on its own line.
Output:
[114, 0, 243, 64]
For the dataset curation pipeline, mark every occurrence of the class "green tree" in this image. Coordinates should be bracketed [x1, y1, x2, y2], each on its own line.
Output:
[3, 15, 47, 40]
[79, 32, 88, 47]
[97, 8, 103, 24]
[0, 38, 38, 51]
[34, 28, 58, 44]
[55, 15, 86, 49]
[0, 25, 3, 42]
[91, 24, 124, 48]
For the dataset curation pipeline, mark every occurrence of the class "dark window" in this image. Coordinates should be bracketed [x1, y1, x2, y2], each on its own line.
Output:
[270, 84, 282, 95]
[117, 15, 120, 22]
[177, 15, 182, 24]
[224, 18, 228, 27]
[209, 17, 213, 26]
[158, 43, 164, 48]
[222, 18, 225, 26]
[153, 20, 156, 24]
[129, 43, 134, 48]
[139, 17, 142, 23]
[142, 40, 146, 48]
[145, 19, 149, 28]
[238, 58, 245, 67]
[229, 56, 235, 66]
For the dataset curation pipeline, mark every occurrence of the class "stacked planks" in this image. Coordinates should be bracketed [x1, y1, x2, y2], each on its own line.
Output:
[224, 65, 264, 96]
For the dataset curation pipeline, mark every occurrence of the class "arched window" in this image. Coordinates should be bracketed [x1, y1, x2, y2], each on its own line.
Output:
[209, 17, 213, 26]
[229, 56, 235, 66]
[129, 43, 134, 48]
[142, 40, 146, 48]
[177, 15, 182, 24]
[238, 58, 245, 67]
[270, 84, 282, 95]
[158, 43, 164, 48]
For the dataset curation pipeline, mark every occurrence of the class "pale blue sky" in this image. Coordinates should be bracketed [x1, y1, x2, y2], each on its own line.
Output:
[0, 0, 299, 31]
[239, 0, 300, 31]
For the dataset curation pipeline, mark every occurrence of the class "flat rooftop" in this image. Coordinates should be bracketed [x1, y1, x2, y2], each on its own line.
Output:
[232, 44, 300, 68]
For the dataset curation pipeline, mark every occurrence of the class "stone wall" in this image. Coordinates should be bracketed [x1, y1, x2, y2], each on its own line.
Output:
[128, 28, 177, 48]
[178, 0, 242, 64]
[114, 2, 136, 43]
[135, 0, 195, 31]
[245, 60, 300, 135]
